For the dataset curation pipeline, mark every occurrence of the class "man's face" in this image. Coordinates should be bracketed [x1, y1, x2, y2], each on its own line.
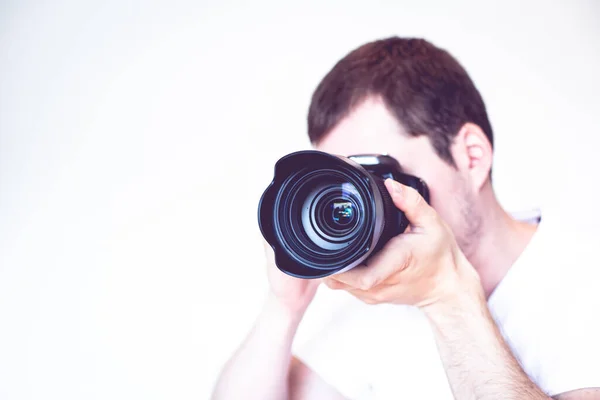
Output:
[315, 97, 482, 253]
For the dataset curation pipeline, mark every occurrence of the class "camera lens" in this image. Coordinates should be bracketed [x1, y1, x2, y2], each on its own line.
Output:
[258, 150, 407, 279]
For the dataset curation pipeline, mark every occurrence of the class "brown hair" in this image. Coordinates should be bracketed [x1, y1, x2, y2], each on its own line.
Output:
[307, 37, 493, 165]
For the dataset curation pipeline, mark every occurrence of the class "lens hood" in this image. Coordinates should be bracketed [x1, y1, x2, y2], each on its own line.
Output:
[258, 151, 390, 278]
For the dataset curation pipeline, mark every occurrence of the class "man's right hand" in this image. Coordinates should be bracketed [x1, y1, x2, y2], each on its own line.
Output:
[263, 241, 320, 316]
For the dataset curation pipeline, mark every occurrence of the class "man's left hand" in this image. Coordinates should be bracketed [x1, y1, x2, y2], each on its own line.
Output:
[325, 178, 483, 309]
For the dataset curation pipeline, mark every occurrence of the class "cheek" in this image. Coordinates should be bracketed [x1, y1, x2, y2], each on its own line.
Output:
[421, 171, 452, 209]
[424, 176, 463, 230]
[429, 189, 454, 225]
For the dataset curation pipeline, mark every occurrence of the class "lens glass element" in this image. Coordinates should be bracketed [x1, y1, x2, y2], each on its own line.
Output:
[296, 178, 364, 251]
[273, 164, 377, 271]
[331, 200, 355, 226]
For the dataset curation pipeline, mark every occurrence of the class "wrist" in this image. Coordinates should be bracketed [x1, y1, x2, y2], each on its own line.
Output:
[423, 287, 486, 322]
[248, 292, 306, 358]
[423, 259, 487, 322]
[264, 291, 309, 327]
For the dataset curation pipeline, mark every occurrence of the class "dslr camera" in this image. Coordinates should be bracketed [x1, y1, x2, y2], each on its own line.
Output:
[258, 151, 429, 279]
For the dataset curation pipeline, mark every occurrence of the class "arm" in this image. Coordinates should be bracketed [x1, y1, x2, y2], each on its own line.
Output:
[424, 288, 547, 399]
[425, 283, 600, 400]
[212, 243, 345, 400]
[325, 179, 599, 400]
[211, 293, 300, 400]
[425, 289, 600, 400]
[211, 293, 344, 400]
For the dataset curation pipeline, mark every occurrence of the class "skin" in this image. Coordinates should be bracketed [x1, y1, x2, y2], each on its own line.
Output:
[316, 96, 536, 298]
[212, 96, 599, 399]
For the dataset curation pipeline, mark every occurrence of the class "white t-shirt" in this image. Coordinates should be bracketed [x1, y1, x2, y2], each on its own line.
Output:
[293, 211, 600, 399]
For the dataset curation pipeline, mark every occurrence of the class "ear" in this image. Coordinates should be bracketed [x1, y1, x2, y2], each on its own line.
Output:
[450, 122, 493, 191]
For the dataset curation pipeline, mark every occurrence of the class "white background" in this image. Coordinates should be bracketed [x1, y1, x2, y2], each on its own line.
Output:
[1, 1, 599, 399]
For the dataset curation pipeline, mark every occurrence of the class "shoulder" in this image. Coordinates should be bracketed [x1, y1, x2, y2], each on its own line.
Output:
[538, 213, 599, 300]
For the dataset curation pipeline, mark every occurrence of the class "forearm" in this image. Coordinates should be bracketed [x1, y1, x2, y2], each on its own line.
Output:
[211, 293, 305, 400]
[424, 289, 549, 400]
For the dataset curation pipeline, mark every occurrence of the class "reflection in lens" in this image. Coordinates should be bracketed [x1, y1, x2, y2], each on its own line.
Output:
[331, 200, 355, 226]
[299, 180, 363, 251]
[316, 196, 358, 238]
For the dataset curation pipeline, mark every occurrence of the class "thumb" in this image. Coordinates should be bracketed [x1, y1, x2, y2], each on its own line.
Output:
[384, 178, 436, 229]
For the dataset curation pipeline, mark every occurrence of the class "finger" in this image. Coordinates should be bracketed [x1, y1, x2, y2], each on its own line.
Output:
[330, 240, 412, 291]
[346, 288, 378, 304]
[345, 287, 390, 305]
[323, 277, 349, 290]
[328, 276, 390, 304]
[348, 283, 416, 306]
[384, 178, 437, 229]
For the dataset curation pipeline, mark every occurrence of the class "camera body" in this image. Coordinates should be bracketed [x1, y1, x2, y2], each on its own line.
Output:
[347, 153, 429, 207]
[258, 151, 429, 279]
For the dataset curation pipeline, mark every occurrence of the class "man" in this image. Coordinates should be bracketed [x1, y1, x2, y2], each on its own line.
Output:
[212, 37, 600, 399]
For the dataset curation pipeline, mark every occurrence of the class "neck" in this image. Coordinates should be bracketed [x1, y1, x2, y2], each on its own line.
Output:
[465, 192, 538, 299]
